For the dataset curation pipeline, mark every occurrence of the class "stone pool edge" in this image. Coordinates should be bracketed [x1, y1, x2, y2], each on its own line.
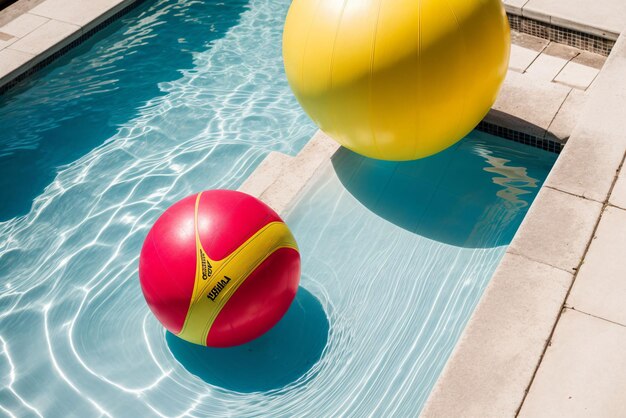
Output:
[238, 29, 626, 418]
[0, 0, 143, 92]
[422, 25, 626, 417]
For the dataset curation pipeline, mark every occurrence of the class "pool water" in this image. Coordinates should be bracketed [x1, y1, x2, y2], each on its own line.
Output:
[0, 0, 557, 416]
[283, 132, 556, 415]
[0, 0, 314, 221]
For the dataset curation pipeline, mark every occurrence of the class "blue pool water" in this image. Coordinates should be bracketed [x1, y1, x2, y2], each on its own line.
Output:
[283, 133, 555, 415]
[0, 0, 314, 221]
[0, 0, 557, 416]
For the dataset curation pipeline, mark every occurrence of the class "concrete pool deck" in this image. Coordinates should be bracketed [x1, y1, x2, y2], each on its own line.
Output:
[1, 0, 625, 415]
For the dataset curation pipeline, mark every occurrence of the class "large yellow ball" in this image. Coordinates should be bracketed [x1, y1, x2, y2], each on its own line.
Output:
[283, 0, 510, 161]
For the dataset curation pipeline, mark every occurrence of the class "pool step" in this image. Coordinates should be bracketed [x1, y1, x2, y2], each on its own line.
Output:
[239, 131, 339, 215]
[238, 152, 293, 199]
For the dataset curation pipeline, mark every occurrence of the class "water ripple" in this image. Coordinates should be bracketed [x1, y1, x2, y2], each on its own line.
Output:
[0, 0, 556, 416]
[0, 0, 320, 416]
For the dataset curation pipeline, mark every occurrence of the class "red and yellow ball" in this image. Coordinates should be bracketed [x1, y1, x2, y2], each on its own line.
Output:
[139, 190, 301, 347]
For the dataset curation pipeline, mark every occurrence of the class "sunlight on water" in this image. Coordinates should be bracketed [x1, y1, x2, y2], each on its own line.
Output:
[283, 133, 556, 415]
[0, 0, 556, 415]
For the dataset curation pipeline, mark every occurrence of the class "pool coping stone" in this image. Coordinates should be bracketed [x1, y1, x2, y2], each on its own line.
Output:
[0, 0, 139, 91]
[504, 0, 624, 41]
[422, 23, 626, 418]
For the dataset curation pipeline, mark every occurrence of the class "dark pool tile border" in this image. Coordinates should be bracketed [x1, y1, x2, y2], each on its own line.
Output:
[476, 121, 563, 154]
[0, 0, 146, 95]
[507, 13, 615, 56]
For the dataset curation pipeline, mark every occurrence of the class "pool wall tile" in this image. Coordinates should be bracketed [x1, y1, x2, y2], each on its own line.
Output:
[507, 13, 617, 55]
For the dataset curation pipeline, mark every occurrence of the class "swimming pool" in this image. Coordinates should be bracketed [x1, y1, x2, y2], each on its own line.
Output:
[0, 0, 556, 416]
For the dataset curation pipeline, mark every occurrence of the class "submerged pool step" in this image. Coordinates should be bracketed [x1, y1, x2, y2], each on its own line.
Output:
[239, 131, 339, 215]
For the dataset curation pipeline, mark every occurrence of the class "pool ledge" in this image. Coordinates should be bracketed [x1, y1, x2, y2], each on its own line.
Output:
[239, 130, 339, 215]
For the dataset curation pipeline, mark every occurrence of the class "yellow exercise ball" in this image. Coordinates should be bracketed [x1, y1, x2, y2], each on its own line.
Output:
[283, 0, 510, 161]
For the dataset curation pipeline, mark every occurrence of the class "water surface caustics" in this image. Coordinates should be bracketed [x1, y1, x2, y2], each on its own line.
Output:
[284, 133, 556, 415]
[0, 0, 557, 416]
[0, 0, 319, 416]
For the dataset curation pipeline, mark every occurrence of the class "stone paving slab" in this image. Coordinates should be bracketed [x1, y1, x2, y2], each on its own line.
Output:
[525, 52, 568, 81]
[567, 205, 626, 326]
[546, 89, 586, 142]
[258, 131, 339, 215]
[519, 309, 626, 417]
[508, 186, 602, 273]
[573, 51, 608, 69]
[0, 0, 46, 27]
[554, 60, 599, 90]
[511, 0, 626, 40]
[0, 47, 34, 85]
[510, 43, 542, 73]
[0, 0, 139, 90]
[421, 253, 572, 418]
[503, 0, 528, 15]
[8, 19, 80, 56]
[545, 32, 626, 202]
[544, 41, 581, 60]
[610, 168, 626, 210]
[0, 32, 16, 49]
[511, 30, 549, 52]
[0, 12, 48, 38]
[545, 127, 625, 203]
[29, 0, 131, 28]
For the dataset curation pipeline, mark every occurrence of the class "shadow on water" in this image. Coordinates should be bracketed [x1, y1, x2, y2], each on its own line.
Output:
[332, 132, 556, 248]
[166, 287, 329, 393]
[0, 0, 250, 221]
